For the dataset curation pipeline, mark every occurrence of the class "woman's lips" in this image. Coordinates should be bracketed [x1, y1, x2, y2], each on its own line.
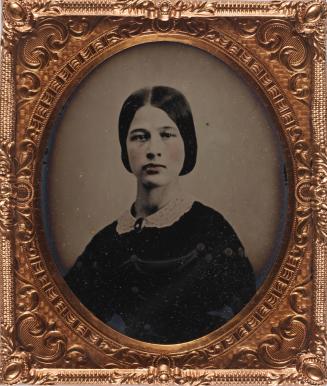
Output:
[143, 163, 166, 174]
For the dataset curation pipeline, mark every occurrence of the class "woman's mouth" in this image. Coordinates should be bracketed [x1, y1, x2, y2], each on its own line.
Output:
[143, 163, 166, 174]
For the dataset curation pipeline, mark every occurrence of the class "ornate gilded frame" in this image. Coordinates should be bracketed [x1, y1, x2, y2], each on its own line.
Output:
[1, 0, 327, 384]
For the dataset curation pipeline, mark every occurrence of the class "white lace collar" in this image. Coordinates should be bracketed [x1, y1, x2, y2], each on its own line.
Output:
[116, 192, 195, 235]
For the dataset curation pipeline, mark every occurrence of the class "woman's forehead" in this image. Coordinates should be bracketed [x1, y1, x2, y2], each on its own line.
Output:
[129, 105, 177, 130]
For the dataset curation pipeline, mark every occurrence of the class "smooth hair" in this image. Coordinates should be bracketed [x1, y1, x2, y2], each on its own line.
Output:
[118, 86, 197, 176]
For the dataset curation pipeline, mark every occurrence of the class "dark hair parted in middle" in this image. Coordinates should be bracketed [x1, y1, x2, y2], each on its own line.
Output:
[118, 86, 197, 176]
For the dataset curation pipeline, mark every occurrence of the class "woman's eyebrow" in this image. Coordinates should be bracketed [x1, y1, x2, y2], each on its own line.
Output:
[129, 128, 147, 134]
[159, 126, 177, 131]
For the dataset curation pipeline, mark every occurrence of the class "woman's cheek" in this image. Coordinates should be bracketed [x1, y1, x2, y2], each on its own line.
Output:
[168, 142, 185, 165]
[127, 148, 142, 174]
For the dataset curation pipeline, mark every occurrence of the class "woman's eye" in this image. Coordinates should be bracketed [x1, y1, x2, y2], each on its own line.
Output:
[131, 134, 149, 141]
[161, 132, 176, 138]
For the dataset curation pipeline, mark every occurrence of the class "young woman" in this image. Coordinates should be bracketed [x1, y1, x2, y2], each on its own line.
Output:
[65, 86, 256, 344]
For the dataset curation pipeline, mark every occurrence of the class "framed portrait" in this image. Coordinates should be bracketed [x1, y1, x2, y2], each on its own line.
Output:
[0, 0, 326, 384]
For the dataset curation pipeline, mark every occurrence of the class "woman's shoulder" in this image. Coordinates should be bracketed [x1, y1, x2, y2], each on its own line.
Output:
[65, 220, 118, 282]
[188, 201, 230, 226]
[186, 201, 242, 244]
[69, 220, 119, 267]
[91, 220, 118, 241]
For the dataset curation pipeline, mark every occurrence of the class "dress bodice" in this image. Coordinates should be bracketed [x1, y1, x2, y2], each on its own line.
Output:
[65, 201, 256, 344]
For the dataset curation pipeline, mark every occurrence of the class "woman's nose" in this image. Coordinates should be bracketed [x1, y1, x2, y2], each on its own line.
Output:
[146, 137, 162, 159]
[146, 151, 161, 160]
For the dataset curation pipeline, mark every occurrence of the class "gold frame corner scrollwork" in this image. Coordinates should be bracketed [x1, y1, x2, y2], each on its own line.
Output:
[1, 0, 327, 384]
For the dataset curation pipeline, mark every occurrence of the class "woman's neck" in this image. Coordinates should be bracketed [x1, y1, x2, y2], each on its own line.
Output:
[134, 182, 181, 218]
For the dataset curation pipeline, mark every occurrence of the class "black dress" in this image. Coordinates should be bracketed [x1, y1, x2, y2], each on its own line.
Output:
[65, 200, 256, 344]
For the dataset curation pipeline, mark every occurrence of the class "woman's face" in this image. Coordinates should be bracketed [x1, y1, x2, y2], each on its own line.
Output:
[126, 105, 185, 188]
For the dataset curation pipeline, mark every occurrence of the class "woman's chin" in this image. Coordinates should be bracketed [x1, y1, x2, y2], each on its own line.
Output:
[141, 175, 169, 189]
